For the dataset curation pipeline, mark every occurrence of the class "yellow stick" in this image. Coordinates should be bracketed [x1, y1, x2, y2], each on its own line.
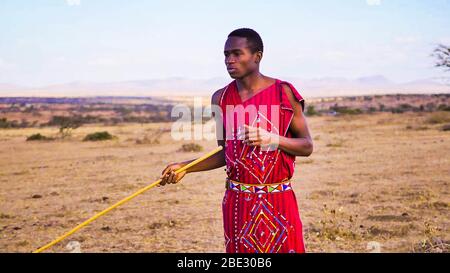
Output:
[33, 145, 223, 253]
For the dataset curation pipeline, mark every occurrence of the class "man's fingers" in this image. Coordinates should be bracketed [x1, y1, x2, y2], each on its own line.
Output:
[160, 169, 172, 186]
[251, 140, 263, 146]
[158, 162, 186, 187]
[241, 125, 251, 135]
[244, 125, 254, 132]
[164, 172, 171, 185]
[159, 172, 173, 187]
[166, 171, 172, 184]
[169, 171, 176, 184]
[243, 130, 258, 138]
[161, 165, 172, 177]
[239, 125, 258, 138]
[160, 177, 166, 186]
[237, 127, 246, 139]
[172, 173, 179, 184]
[248, 132, 261, 140]
[244, 139, 260, 146]
[240, 125, 266, 145]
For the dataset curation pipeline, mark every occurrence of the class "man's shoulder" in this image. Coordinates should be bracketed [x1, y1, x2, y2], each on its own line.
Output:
[278, 79, 305, 111]
[211, 81, 233, 105]
[211, 87, 225, 105]
[279, 80, 294, 96]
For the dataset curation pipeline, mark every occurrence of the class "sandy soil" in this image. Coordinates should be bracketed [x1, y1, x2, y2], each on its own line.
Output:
[0, 111, 449, 253]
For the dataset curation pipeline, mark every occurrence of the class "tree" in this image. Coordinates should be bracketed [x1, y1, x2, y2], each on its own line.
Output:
[48, 116, 82, 138]
[433, 44, 450, 71]
[306, 105, 319, 116]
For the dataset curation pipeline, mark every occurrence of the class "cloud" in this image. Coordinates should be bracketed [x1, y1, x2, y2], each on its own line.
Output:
[66, 0, 81, 6]
[437, 37, 450, 45]
[323, 50, 347, 62]
[87, 57, 120, 67]
[366, 0, 382, 6]
[394, 36, 421, 45]
[0, 58, 15, 70]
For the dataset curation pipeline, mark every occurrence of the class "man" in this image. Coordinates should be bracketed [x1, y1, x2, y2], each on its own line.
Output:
[159, 28, 313, 253]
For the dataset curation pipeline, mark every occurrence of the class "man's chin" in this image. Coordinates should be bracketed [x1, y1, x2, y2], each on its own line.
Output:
[228, 73, 241, 79]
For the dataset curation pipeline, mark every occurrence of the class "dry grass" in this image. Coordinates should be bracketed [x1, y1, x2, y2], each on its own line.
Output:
[0, 112, 448, 253]
[424, 111, 450, 124]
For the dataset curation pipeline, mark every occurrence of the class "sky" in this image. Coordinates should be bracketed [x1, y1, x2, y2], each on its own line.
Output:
[0, 0, 449, 87]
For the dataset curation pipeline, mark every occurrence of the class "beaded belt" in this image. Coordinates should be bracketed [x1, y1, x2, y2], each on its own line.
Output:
[225, 177, 292, 194]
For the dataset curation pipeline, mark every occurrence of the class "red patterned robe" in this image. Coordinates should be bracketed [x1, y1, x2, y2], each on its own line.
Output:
[219, 78, 306, 253]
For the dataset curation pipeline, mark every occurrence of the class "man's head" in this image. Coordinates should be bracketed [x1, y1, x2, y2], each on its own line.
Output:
[224, 28, 264, 79]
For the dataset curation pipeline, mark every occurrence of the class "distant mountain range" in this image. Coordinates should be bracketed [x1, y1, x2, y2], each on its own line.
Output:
[0, 75, 448, 98]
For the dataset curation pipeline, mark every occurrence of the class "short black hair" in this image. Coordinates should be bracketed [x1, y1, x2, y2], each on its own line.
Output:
[228, 28, 264, 53]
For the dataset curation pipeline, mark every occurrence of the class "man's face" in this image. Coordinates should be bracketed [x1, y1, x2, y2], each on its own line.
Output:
[224, 36, 261, 79]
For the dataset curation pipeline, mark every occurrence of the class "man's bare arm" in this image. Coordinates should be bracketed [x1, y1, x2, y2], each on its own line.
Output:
[159, 88, 226, 185]
[180, 88, 226, 173]
[277, 83, 314, 157]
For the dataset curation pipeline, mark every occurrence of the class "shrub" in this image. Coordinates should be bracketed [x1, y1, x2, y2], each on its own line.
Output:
[83, 131, 114, 141]
[437, 104, 450, 111]
[26, 133, 54, 141]
[306, 105, 319, 116]
[425, 112, 450, 124]
[334, 107, 362, 115]
[0, 118, 29, 128]
[178, 143, 203, 152]
[135, 128, 169, 145]
[368, 107, 377, 113]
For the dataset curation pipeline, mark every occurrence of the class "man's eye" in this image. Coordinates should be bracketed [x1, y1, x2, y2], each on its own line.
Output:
[224, 52, 241, 57]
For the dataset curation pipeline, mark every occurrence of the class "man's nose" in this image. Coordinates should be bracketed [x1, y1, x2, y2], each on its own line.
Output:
[225, 57, 236, 64]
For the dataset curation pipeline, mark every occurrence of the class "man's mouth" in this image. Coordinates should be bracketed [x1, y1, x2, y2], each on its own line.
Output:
[227, 67, 237, 73]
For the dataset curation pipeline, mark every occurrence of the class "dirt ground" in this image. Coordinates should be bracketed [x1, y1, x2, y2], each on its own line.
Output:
[0, 111, 449, 253]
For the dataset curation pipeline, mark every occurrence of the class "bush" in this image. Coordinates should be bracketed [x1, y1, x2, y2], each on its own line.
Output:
[83, 131, 114, 141]
[26, 133, 54, 141]
[391, 108, 405, 114]
[332, 106, 362, 115]
[0, 118, 30, 128]
[400, 103, 414, 110]
[437, 104, 450, 111]
[306, 105, 319, 116]
[135, 128, 169, 145]
[178, 143, 203, 152]
[425, 112, 450, 124]
[0, 118, 16, 128]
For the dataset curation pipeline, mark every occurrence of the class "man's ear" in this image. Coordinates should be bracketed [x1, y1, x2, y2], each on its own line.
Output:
[255, 51, 263, 64]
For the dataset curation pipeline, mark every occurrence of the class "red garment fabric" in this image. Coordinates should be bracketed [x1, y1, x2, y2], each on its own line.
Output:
[219, 78, 306, 253]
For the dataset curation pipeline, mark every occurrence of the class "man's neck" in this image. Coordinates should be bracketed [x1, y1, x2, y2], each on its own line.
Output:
[235, 71, 266, 93]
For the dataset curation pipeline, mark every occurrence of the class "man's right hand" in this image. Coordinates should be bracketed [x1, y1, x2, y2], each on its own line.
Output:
[158, 162, 188, 187]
